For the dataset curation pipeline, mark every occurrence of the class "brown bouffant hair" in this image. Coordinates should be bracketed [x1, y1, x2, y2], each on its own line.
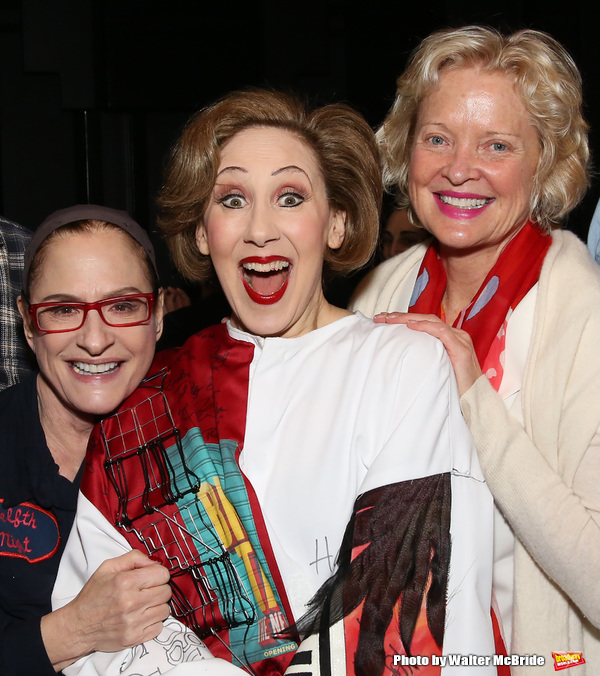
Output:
[157, 89, 382, 281]
[378, 25, 589, 230]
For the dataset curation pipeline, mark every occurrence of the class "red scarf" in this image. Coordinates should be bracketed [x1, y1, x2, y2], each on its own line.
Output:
[409, 222, 551, 390]
[411, 222, 550, 669]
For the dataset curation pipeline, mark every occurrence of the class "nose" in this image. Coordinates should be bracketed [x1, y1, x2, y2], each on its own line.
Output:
[243, 201, 280, 247]
[76, 308, 116, 355]
[442, 144, 481, 185]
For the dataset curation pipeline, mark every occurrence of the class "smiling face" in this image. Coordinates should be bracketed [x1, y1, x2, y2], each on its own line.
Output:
[196, 126, 345, 338]
[408, 67, 540, 260]
[20, 228, 163, 426]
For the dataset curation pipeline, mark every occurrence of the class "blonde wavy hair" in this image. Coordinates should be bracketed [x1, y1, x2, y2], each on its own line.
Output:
[157, 89, 382, 281]
[378, 25, 590, 230]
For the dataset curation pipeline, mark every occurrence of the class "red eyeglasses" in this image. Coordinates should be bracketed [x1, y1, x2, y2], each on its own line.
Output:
[28, 293, 155, 333]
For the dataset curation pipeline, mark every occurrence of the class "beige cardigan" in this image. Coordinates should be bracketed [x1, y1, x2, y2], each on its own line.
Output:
[351, 230, 600, 674]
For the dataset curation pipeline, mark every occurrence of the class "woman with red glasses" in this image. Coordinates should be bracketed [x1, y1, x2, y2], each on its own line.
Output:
[0, 205, 171, 675]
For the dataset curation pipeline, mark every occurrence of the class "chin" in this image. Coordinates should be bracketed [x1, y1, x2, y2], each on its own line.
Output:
[77, 380, 137, 418]
[80, 396, 125, 418]
[233, 310, 291, 338]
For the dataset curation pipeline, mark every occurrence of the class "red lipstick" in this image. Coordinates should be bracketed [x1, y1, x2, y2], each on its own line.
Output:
[239, 256, 291, 306]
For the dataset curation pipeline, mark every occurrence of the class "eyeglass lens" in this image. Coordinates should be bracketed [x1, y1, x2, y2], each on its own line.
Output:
[36, 296, 151, 331]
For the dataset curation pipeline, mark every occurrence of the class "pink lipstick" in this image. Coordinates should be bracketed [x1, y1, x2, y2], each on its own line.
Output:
[434, 191, 493, 220]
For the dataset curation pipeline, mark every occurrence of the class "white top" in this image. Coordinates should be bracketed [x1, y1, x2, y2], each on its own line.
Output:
[232, 314, 492, 625]
[53, 313, 496, 675]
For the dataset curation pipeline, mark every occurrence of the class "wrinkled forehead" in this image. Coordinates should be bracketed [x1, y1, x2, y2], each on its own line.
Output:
[221, 125, 319, 161]
[27, 227, 155, 296]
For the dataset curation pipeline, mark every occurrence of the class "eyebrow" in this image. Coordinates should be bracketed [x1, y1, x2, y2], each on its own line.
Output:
[35, 287, 148, 303]
[424, 122, 523, 138]
[272, 164, 307, 176]
[216, 166, 248, 178]
[216, 164, 313, 186]
[274, 165, 313, 188]
[484, 130, 522, 138]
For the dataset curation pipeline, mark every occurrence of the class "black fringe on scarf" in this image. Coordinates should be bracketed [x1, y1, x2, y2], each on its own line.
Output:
[286, 473, 452, 676]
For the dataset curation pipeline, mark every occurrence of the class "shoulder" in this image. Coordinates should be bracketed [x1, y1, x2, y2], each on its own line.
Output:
[102, 323, 249, 421]
[150, 324, 235, 375]
[542, 231, 600, 313]
[0, 217, 32, 250]
[350, 243, 429, 315]
[0, 375, 42, 495]
[525, 230, 600, 414]
[0, 373, 37, 420]
[547, 230, 600, 274]
[348, 312, 450, 373]
[354, 244, 427, 297]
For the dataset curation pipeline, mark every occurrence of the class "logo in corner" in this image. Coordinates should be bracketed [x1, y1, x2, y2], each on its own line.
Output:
[552, 652, 585, 671]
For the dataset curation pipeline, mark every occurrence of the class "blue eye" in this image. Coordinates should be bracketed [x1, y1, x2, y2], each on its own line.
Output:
[429, 136, 445, 146]
[492, 142, 507, 152]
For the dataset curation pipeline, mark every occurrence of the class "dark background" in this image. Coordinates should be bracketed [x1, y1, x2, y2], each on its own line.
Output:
[1, 0, 598, 283]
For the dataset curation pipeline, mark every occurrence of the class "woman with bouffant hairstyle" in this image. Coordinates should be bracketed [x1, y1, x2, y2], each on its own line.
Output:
[353, 26, 600, 670]
[158, 89, 381, 281]
[55, 89, 496, 675]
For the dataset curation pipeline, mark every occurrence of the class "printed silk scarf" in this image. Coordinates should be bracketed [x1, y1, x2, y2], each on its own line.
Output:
[409, 221, 551, 390]
[410, 220, 550, 671]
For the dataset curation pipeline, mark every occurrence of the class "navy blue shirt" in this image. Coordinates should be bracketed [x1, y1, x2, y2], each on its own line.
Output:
[0, 374, 82, 675]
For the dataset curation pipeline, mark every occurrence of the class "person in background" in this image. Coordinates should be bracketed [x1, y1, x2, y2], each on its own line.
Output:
[162, 285, 192, 314]
[587, 195, 600, 264]
[351, 26, 600, 673]
[53, 89, 496, 675]
[0, 215, 34, 389]
[380, 207, 429, 260]
[0, 205, 171, 675]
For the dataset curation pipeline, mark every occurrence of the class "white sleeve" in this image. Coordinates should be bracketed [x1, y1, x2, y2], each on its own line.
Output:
[53, 491, 132, 611]
[53, 493, 246, 675]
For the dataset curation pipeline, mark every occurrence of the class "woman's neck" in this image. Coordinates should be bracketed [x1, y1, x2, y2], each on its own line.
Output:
[36, 375, 95, 482]
[231, 291, 352, 339]
[438, 224, 530, 325]
[440, 246, 500, 326]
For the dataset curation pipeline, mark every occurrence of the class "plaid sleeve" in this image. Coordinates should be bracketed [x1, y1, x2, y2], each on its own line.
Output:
[0, 217, 35, 390]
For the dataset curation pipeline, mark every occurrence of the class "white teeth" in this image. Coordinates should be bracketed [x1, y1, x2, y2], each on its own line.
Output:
[242, 260, 290, 272]
[438, 195, 491, 209]
[72, 361, 119, 375]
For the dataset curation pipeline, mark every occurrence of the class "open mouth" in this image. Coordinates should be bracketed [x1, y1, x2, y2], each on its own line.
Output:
[436, 194, 493, 210]
[240, 257, 291, 305]
[71, 361, 120, 376]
